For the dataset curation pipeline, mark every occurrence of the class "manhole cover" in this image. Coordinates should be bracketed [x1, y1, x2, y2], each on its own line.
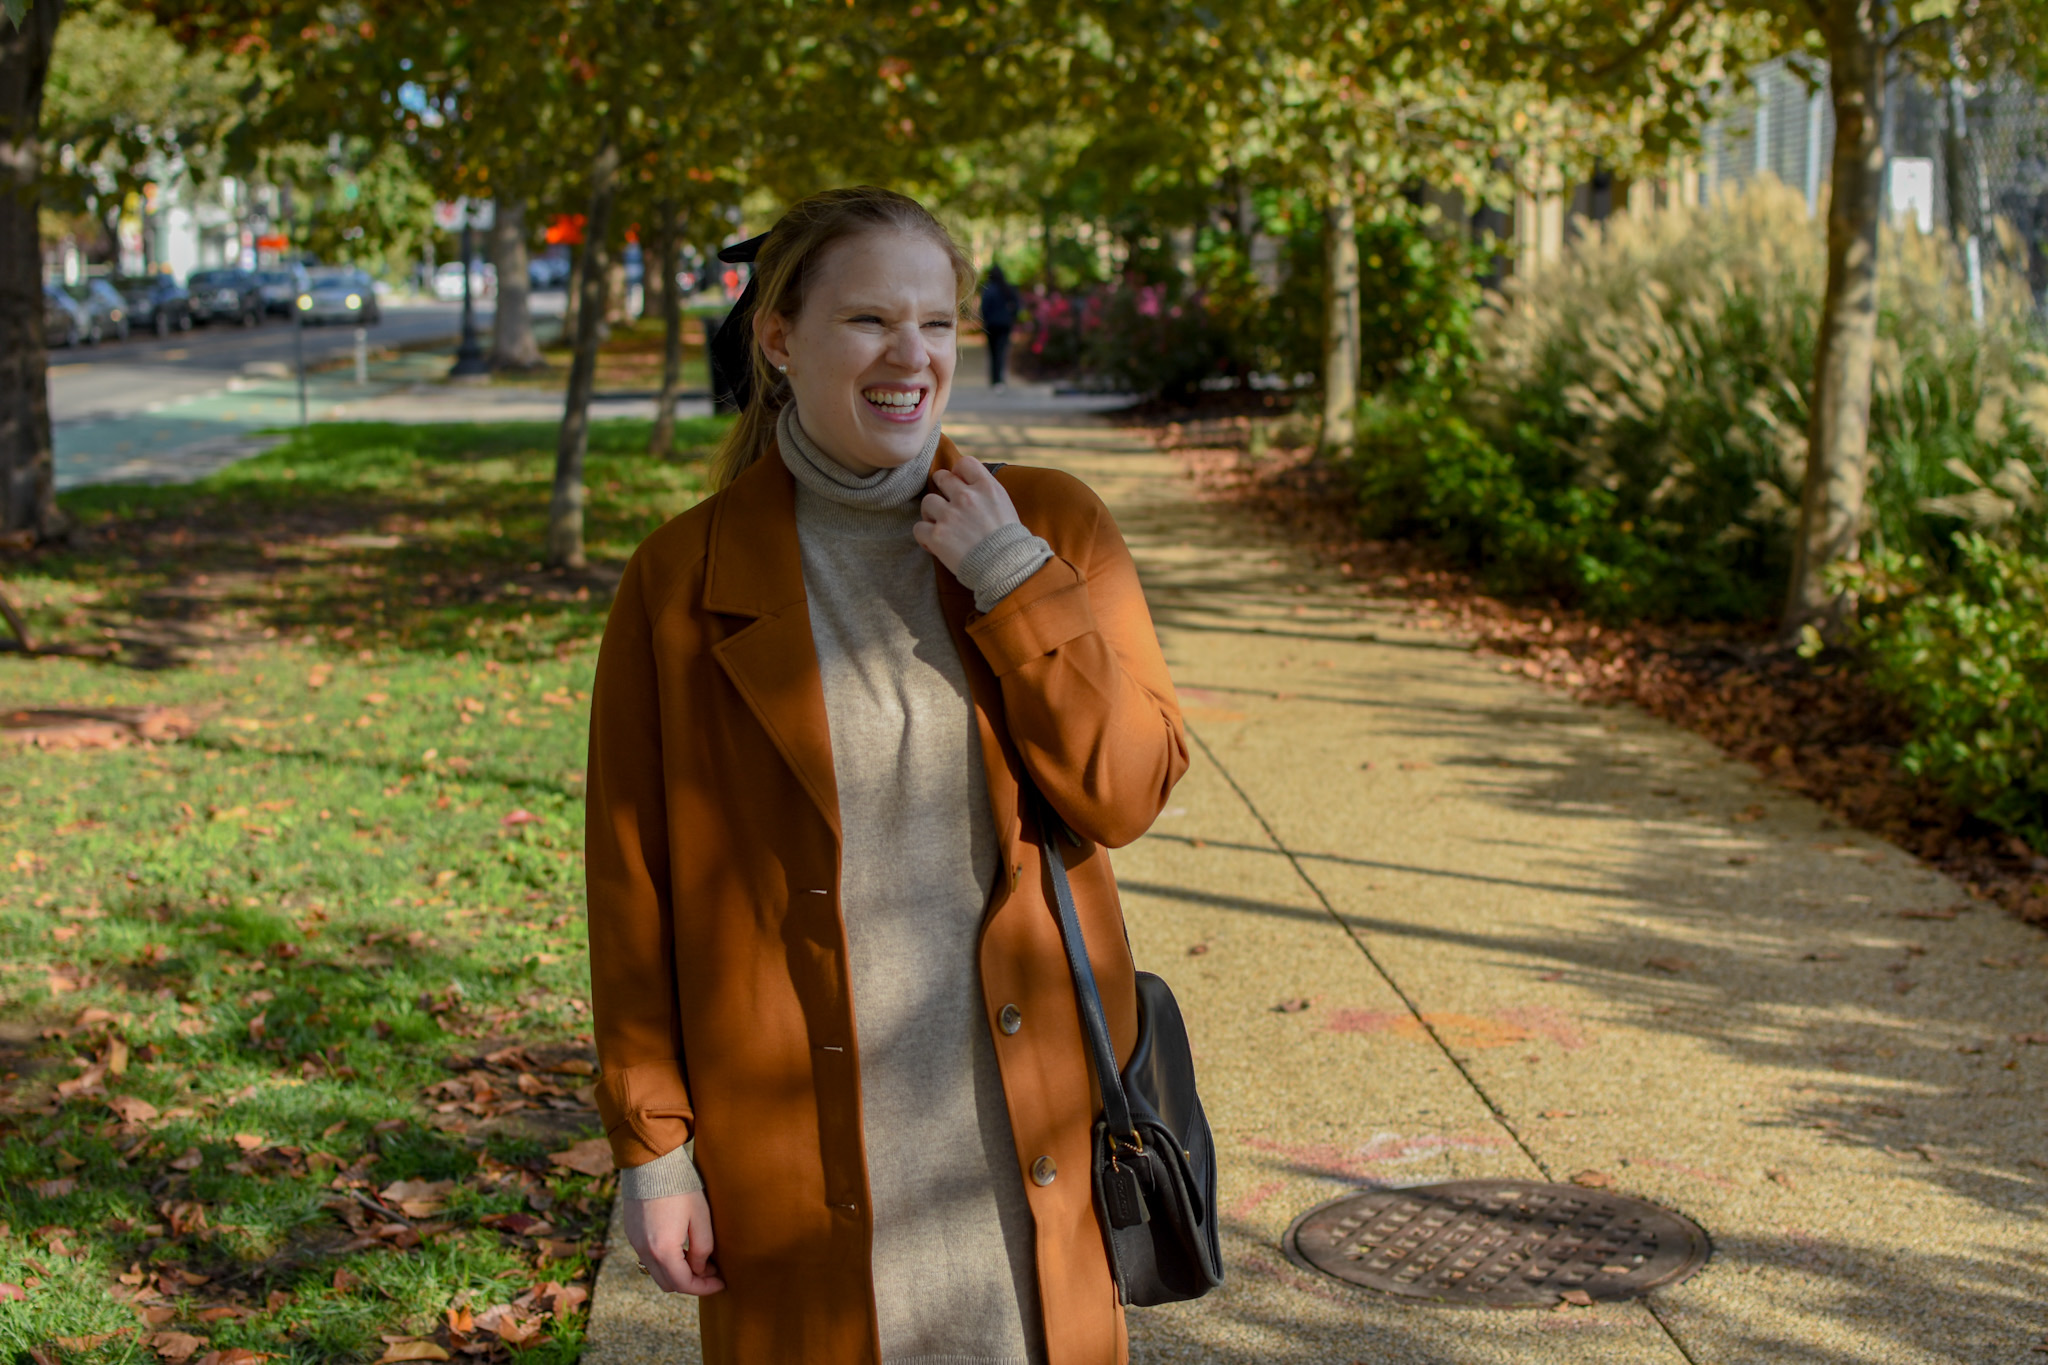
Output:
[1285, 1180, 1710, 1308]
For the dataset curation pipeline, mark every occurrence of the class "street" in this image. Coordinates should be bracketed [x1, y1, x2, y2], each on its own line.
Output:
[48, 298, 538, 426]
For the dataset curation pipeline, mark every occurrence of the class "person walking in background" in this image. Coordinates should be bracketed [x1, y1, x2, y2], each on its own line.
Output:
[979, 262, 1021, 390]
[587, 186, 1187, 1362]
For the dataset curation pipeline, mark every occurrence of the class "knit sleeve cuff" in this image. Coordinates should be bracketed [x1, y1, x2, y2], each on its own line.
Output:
[618, 1139, 702, 1200]
[956, 521, 1056, 613]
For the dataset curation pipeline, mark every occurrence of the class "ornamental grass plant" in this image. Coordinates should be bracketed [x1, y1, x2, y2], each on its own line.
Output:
[1347, 174, 2048, 844]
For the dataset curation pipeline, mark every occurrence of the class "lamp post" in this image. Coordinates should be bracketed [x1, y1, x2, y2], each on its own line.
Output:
[449, 203, 489, 378]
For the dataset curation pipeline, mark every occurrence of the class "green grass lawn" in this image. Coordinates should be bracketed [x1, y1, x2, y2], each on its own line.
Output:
[0, 417, 724, 1363]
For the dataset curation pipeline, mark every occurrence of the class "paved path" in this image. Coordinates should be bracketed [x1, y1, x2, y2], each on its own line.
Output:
[584, 394, 2048, 1364]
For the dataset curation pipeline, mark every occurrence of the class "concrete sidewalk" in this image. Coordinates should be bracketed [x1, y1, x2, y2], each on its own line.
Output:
[582, 408, 2048, 1364]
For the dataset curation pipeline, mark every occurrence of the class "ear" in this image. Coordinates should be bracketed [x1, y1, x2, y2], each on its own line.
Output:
[755, 308, 792, 371]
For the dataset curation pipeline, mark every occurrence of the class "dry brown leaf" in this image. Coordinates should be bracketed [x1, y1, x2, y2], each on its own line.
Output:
[1645, 956, 1694, 974]
[1568, 1170, 1614, 1189]
[107, 1095, 158, 1124]
[147, 1335, 206, 1364]
[547, 1138, 614, 1178]
[1557, 1288, 1595, 1307]
[373, 1343, 450, 1364]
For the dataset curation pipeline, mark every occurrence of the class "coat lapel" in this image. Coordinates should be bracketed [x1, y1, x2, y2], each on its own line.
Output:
[705, 452, 841, 840]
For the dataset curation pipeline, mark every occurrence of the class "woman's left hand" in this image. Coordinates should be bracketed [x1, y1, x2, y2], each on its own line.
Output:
[913, 455, 1022, 574]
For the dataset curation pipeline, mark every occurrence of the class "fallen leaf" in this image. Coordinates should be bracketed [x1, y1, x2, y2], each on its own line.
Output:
[501, 809, 540, 827]
[1557, 1288, 1595, 1307]
[147, 1336, 205, 1364]
[1272, 998, 1312, 1014]
[55, 1332, 129, 1351]
[1645, 956, 1693, 974]
[547, 1138, 614, 1178]
[373, 1343, 450, 1364]
[32, 1179, 75, 1199]
[1186, 943, 1210, 956]
[0, 1283, 24, 1302]
[2012, 1032, 2048, 1046]
[1766, 1169, 1795, 1188]
[169, 1149, 203, 1172]
[107, 1095, 159, 1124]
[231, 1133, 266, 1152]
[197, 1350, 274, 1365]
[1568, 1170, 1614, 1189]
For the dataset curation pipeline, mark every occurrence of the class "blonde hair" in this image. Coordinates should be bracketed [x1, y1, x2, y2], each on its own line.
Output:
[708, 186, 976, 490]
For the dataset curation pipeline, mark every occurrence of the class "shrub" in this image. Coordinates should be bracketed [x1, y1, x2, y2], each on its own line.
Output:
[1859, 538, 2048, 844]
[1353, 177, 2048, 620]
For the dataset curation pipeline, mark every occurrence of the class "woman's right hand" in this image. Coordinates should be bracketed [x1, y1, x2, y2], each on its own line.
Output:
[623, 1191, 726, 1295]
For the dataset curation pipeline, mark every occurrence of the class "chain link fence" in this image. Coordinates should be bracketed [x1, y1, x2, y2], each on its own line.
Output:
[1697, 56, 2048, 313]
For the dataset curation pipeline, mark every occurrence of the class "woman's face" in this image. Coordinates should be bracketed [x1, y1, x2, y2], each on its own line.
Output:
[756, 229, 959, 477]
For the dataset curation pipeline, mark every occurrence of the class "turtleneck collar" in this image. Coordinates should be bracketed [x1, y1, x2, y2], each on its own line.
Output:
[776, 403, 942, 511]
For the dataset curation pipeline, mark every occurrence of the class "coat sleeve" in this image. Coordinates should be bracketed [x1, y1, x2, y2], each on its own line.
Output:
[585, 552, 696, 1169]
[966, 471, 1186, 847]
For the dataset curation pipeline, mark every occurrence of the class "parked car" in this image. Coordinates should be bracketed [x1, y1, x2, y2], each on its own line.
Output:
[432, 260, 495, 302]
[64, 279, 132, 342]
[528, 249, 572, 290]
[256, 266, 310, 316]
[114, 275, 193, 335]
[44, 283, 95, 347]
[296, 267, 382, 324]
[187, 268, 265, 326]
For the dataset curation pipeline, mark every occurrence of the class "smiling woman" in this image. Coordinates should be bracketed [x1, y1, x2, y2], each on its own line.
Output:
[587, 187, 1191, 1364]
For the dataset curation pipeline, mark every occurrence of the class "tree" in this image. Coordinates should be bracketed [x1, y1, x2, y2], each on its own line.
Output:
[1518, 0, 2048, 638]
[1, 0, 63, 545]
[489, 194, 542, 370]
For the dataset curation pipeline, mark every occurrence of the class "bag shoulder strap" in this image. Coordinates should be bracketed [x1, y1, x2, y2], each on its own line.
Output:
[982, 459, 1136, 1140]
[1025, 782, 1138, 1144]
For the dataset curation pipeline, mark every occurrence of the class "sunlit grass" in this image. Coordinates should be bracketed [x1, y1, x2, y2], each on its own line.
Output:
[0, 417, 725, 1362]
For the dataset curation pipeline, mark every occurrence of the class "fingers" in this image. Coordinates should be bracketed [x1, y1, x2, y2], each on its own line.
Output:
[685, 1198, 718, 1279]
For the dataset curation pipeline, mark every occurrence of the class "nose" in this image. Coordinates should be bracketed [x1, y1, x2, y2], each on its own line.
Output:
[883, 320, 929, 372]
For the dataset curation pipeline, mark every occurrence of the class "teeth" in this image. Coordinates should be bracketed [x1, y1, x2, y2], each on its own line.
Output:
[864, 389, 921, 410]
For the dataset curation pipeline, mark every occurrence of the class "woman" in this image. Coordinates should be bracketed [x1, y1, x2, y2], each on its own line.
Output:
[586, 185, 1186, 1364]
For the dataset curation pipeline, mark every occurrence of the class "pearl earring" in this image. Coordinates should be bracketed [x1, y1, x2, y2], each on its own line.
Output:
[777, 364, 789, 374]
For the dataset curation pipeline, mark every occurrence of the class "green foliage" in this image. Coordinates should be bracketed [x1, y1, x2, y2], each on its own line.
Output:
[1350, 179, 2048, 620]
[1859, 539, 2048, 845]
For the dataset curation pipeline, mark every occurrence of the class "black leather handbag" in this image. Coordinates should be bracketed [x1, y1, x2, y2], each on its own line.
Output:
[1028, 787, 1224, 1306]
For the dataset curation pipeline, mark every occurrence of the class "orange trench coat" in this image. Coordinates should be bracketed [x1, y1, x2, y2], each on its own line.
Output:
[585, 434, 1188, 1364]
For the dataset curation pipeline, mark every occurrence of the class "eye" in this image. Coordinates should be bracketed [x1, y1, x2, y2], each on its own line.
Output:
[847, 313, 885, 326]
[922, 318, 956, 331]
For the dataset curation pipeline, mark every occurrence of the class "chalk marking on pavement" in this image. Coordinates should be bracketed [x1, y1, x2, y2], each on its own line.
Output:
[1183, 719, 1707, 1363]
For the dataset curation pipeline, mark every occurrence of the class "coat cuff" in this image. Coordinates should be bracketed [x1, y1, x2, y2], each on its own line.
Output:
[619, 1139, 703, 1200]
[594, 1060, 695, 1168]
[965, 556, 1094, 677]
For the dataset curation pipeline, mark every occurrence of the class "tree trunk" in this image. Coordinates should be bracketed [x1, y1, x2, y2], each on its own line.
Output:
[563, 246, 581, 339]
[649, 199, 684, 459]
[1783, 6, 1886, 640]
[0, 0, 66, 545]
[1318, 170, 1361, 460]
[549, 135, 619, 571]
[488, 194, 542, 370]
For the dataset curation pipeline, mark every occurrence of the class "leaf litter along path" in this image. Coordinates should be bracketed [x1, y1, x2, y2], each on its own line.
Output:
[1167, 427, 2048, 930]
[590, 400, 2048, 1365]
[0, 419, 724, 1364]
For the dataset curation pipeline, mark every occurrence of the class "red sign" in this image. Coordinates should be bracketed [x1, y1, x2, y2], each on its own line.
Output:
[256, 234, 290, 250]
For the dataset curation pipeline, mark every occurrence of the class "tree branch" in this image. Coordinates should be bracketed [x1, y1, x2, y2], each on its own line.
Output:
[1577, 0, 1703, 83]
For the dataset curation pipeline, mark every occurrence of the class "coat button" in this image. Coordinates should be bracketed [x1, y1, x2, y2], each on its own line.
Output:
[998, 1004, 1023, 1035]
[1031, 1155, 1057, 1186]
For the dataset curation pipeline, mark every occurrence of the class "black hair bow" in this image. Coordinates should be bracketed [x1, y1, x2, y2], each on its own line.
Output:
[709, 232, 772, 413]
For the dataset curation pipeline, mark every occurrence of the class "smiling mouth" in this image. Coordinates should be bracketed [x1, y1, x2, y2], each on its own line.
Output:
[862, 387, 927, 419]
